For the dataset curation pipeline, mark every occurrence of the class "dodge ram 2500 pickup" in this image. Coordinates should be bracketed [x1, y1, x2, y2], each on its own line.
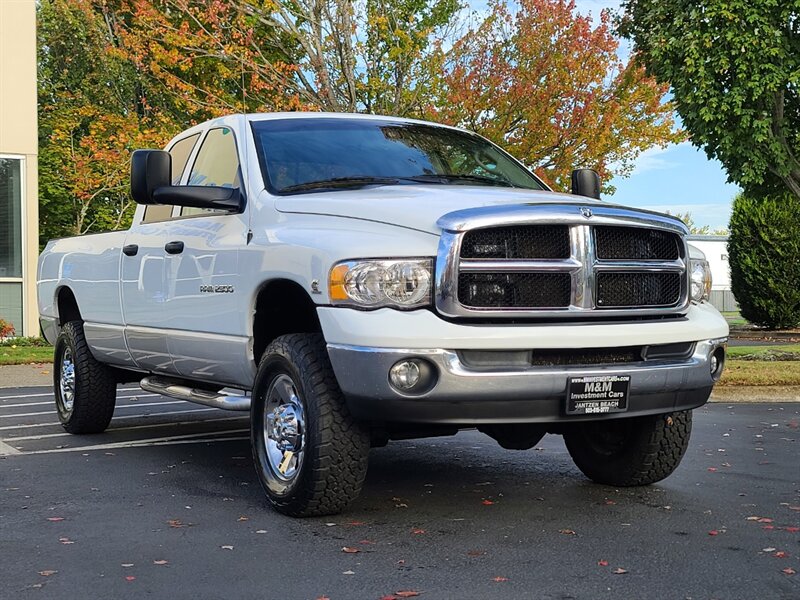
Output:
[38, 113, 728, 516]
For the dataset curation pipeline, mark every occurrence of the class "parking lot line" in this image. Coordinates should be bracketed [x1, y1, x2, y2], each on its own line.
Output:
[1, 394, 160, 408]
[11, 429, 250, 455]
[0, 440, 22, 455]
[4, 415, 248, 441]
[0, 407, 220, 431]
[0, 400, 188, 418]
[0, 387, 141, 401]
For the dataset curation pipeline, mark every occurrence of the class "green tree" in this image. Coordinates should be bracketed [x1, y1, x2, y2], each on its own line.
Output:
[728, 191, 800, 329]
[664, 211, 728, 235]
[620, 0, 800, 200]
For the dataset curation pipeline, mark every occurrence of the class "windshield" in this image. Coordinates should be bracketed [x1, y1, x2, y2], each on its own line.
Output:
[250, 118, 546, 194]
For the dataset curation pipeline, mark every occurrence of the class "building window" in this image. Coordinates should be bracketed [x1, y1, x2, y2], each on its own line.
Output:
[0, 157, 23, 279]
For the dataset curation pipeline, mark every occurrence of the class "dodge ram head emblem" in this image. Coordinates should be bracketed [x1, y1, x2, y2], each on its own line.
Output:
[580, 207, 593, 219]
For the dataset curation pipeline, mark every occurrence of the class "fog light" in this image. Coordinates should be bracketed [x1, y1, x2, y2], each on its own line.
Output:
[710, 347, 725, 381]
[390, 360, 421, 390]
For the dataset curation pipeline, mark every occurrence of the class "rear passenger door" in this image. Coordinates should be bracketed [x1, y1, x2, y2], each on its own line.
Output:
[161, 125, 253, 387]
[120, 133, 200, 373]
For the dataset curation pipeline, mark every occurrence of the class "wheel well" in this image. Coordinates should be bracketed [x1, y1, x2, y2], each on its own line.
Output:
[252, 280, 322, 365]
[56, 287, 82, 325]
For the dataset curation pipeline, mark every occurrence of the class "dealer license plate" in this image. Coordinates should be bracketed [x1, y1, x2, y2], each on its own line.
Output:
[566, 375, 630, 415]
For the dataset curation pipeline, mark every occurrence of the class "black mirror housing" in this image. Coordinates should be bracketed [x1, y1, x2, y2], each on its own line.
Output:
[131, 149, 171, 204]
[152, 186, 244, 212]
[571, 168, 601, 200]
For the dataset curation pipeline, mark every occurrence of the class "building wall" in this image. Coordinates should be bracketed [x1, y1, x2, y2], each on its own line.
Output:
[0, 0, 38, 336]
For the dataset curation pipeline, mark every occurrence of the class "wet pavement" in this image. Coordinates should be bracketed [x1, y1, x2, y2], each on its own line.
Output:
[1, 386, 798, 599]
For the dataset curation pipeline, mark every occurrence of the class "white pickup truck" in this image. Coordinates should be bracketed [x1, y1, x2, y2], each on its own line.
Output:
[38, 113, 728, 516]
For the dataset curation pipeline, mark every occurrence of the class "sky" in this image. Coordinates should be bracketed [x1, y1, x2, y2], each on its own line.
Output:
[465, 0, 741, 231]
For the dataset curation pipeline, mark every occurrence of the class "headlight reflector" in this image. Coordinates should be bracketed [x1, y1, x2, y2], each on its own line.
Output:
[690, 259, 712, 302]
[329, 259, 432, 309]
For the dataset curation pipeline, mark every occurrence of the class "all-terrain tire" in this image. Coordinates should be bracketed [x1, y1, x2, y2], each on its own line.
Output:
[53, 321, 117, 434]
[563, 411, 692, 486]
[251, 333, 370, 517]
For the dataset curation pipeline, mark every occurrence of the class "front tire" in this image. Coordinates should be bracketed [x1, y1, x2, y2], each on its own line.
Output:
[251, 333, 370, 517]
[53, 321, 117, 434]
[563, 411, 692, 486]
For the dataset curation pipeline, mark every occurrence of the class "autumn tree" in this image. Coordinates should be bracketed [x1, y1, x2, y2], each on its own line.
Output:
[429, 0, 681, 191]
[123, 0, 460, 116]
[619, 0, 800, 201]
[38, 0, 173, 239]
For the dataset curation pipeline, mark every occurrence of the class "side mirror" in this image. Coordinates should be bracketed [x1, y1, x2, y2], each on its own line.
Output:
[130, 148, 244, 212]
[131, 149, 171, 204]
[571, 168, 601, 200]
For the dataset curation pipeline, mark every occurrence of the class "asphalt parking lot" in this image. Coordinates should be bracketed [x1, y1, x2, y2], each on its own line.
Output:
[1, 386, 798, 600]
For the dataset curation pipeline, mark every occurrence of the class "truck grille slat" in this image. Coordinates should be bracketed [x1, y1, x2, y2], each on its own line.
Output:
[458, 272, 571, 308]
[596, 272, 682, 308]
[437, 208, 689, 317]
[595, 226, 680, 260]
[461, 225, 570, 259]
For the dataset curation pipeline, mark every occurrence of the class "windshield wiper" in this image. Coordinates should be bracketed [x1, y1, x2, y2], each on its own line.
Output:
[279, 176, 401, 193]
[404, 174, 515, 187]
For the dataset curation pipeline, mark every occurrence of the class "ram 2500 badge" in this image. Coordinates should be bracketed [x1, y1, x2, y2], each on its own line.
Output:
[38, 113, 728, 516]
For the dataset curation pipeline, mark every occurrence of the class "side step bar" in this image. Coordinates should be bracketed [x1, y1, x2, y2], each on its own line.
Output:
[140, 376, 251, 411]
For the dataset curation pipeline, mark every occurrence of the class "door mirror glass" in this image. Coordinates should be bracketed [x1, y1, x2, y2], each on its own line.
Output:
[570, 168, 601, 200]
[131, 150, 171, 204]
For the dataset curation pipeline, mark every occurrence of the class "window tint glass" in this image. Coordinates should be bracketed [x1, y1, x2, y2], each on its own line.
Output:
[169, 133, 200, 184]
[188, 127, 240, 187]
[251, 118, 545, 194]
[142, 204, 174, 223]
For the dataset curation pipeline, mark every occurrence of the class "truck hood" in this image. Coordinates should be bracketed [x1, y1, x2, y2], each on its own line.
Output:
[274, 185, 609, 234]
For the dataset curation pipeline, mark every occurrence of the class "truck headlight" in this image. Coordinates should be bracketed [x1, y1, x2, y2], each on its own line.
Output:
[690, 259, 712, 302]
[329, 259, 433, 309]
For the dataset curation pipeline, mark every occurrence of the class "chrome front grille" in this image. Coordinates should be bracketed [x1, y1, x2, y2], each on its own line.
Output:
[435, 204, 690, 319]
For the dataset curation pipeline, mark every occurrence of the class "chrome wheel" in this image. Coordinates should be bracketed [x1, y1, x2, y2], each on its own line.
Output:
[263, 374, 306, 482]
[59, 346, 76, 413]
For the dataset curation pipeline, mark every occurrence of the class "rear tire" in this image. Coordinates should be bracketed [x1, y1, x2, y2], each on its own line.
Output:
[251, 333, 370, 517]
[53, 321, 117, 434]
[563, 411, 692, 486]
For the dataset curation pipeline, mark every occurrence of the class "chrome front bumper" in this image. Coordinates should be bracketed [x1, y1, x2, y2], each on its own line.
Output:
[327, 339, 726, 424]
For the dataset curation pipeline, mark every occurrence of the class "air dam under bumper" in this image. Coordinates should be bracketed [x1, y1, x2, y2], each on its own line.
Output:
[327, 339, 726, 425]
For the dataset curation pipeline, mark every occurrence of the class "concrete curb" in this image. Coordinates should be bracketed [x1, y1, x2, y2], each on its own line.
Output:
[710, 385, 800, 403]
[0, 364, 53, 388]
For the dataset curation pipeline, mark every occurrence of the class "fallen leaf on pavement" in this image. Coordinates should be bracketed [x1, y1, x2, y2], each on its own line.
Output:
[763, 547, 777, 552]
[237, 516, 249, 522]
[347, 521, 366, 526]
[774, 551, 788, 558]
[708, 530, 719, 536]
[613, 568, 628, 575]
[395, 591, 421, 598]
[153, 560, 169, 565]
[121, 563, 134, 568]
[559, 529, 576, 535]
[491, 577, 508, 582]
[167, 519, 184, 528]
[411, 528, 425, 534]
[46, 517, 64, 522]
[467, 550, 485, 557]
[598, 560, 608, 567]
[221, 545, 234, 550]
[342, 547, 360, 553]
[482, 499, 494, 506]
[38, 571, 57, 577]
[782, 568, 796, 576]
[757, 518, 773, 523]
[784, 527, 799, 533]
[125, 576, 135, 582]
[58, 537, 74, 545]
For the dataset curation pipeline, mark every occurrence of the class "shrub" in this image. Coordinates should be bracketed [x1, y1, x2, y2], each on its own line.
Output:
[728, 191, 800, 329]
[0, 319, 15, 339]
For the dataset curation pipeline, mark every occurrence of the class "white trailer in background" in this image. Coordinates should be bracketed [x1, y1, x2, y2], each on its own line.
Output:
[687, 235, 737, 312]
